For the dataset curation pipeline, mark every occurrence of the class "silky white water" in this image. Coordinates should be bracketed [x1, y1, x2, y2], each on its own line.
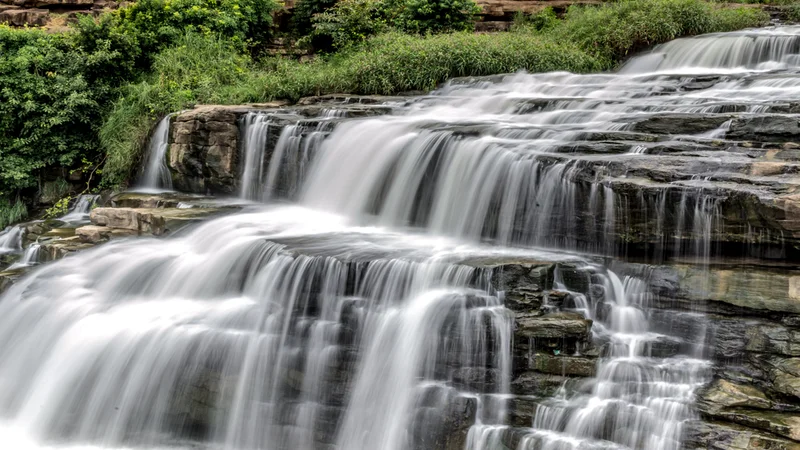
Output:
[2, 26, 800, 450]
[138, 116, 174, 192]
[59, 195, 101, 226]
[0, 225, 23, 255]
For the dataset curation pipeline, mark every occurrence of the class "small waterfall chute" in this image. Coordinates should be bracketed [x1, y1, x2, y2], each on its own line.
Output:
[138, 115, 174, 192]
[0, 226, 23, 255]
[59, 194, 100, 226]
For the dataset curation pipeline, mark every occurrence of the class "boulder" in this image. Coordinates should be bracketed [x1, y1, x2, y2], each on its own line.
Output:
[74, 225, 135, 243]
[170, 106, 243, 195]
[110, 192, 217, 209]
[39, 236, 95, 262]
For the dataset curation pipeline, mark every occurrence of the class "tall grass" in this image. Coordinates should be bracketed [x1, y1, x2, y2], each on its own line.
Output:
[100, 0, 769, 185]
[537, 0, 768, 63]
[0, 199, 27, 229]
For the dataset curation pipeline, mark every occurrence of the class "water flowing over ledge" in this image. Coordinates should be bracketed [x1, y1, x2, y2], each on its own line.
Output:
[4, 26, 800, 450]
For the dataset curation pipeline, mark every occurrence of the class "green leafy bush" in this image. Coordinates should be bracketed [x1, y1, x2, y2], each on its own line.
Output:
[332, 31, 602, 94]
[788, 4, 800, 22]
[292, 0, 339, 35]
[102, 33, 256, 185]
[511, 8, 559, 32]
[74, 0, 280, 71]
[0, 26, 101, 195]
[712, 6, 770, 30]
[308, 0, 389, 50]
[544, 0, 768, 63]
[0, 0, 281, 211]
[309, 0, 480, 50]
[381, 0, 481, 34]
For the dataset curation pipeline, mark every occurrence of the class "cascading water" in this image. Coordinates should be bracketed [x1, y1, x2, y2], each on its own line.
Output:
[0, 225, 23, 255]
[2, 26, 800, 450]
[9, 244, 40, 270]
[59, 194, 100, 226]
[138, 115, 174, 192]
[239, 110, 344, 201]
[489, 270, 711, 450]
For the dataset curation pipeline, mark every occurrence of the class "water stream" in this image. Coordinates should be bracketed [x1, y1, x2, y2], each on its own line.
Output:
[138, 115, 174, 192]
[2, 26, 800, 450]
[59, 194, 101, 226]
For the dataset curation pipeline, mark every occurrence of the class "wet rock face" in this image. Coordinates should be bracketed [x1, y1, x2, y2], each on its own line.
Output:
[169, 106, 245, 195]
[642, 261, 800, 447]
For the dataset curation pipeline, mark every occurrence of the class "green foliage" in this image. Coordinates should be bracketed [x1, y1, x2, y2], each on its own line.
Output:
[74, 0, 280, 69]
[529, 0, 768, 64]
[0, 0, 280, 212]
[329, 31, 602, 94]
[0, 199, 28, 230]
[712, 6, 770, 30]
[40, 179, 71, 204]
[511, 8, 559, 32]
[309, 0, 480, 50]
[292, 0, 339, 35]
[381, 0, 481, 34]
[0, 26, 101, 194]
[308, 0, 389, 50]
[44, 196, 71, 219]
[785, 4, 800, 22]
[102, 33, 255, 185]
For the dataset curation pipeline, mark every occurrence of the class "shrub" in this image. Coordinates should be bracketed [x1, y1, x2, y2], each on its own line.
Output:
[309, 0, 481, 50]
[102, 33, 255, 185]
[74, 0, 280, 70]
[788, 4, 800, 22]
[0, 199, 27, 230]
[511, 7, 559, 32]
[381, 0, 481, 34]
[292, 0, 339, 35]
[545, 0, 768, 64]
[308, 0, 389, 50]
[713, 5, 770, 30]
[335, 31, 602, 94]
[0, 26, 101, 195]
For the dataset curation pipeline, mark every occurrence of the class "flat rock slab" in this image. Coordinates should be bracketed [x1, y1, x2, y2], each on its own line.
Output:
[90, 207, 227, 235]
[110, 192, 219, 209]
[516, 311, 592, 339]
[75, 225, 136, 243]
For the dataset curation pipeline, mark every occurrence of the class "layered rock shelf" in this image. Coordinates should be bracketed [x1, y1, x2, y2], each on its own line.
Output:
[0, 192, 240, 290]
[0, 0, 120, 27]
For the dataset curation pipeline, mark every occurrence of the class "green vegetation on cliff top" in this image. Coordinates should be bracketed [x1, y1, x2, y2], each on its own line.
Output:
[0, 0, 770, 217]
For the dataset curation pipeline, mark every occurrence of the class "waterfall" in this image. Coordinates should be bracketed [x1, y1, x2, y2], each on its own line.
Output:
[528, 271, 711, 450]
[5, 26, 800, 450]
[239, 112, 272, 200]
[59, 194, 100, 225]
[0, 225, 23, 255]
[0, 208, 523, 449]
[620, 27, 800, 73]
[9, 244, 40, 269]
[239, 111, 341, 201]
[138, 115, 174, 192]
